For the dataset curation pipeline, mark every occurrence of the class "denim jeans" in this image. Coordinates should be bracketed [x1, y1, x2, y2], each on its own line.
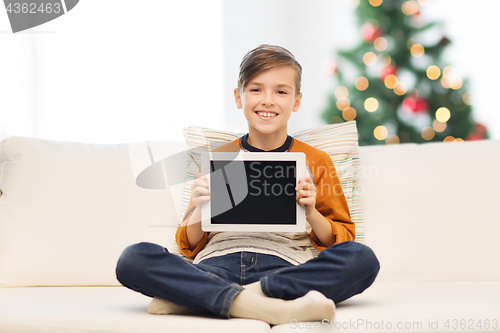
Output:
[115, 241, 379, 318]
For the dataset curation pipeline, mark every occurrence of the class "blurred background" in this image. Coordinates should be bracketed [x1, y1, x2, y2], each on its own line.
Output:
[1, 0, 498, 145]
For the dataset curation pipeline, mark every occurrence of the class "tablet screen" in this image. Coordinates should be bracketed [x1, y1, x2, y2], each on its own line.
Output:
[210, 160, 296, 225]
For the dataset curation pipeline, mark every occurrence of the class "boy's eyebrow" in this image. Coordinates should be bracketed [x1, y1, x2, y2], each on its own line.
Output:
[250, 82, 293, 89]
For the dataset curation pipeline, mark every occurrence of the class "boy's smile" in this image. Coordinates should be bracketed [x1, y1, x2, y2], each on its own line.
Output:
[234, 65, 302, 150]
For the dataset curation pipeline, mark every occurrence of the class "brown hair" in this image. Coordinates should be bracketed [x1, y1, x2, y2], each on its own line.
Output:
[237, 44, 302, 96]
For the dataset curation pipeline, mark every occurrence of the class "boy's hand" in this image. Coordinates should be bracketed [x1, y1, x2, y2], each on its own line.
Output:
[192, 171, 210, 209]
[295, 175, 317, 217]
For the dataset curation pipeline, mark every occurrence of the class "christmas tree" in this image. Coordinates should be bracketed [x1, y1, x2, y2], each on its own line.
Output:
[322, 0, 488, 146]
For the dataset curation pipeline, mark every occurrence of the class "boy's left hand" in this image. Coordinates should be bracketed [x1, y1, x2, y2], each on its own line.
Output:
[295, 175, 317, 217]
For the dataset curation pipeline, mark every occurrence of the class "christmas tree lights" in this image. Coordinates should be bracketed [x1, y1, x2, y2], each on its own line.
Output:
[322, 0, 488, 145]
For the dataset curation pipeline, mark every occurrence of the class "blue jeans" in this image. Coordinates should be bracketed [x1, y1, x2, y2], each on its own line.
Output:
[115, 241, 379, 319]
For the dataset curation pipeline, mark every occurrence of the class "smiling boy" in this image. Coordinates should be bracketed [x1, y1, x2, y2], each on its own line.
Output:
[116, 44, 379, 325]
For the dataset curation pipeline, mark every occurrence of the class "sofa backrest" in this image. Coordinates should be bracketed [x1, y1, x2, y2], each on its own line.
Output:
[359, 140, 500, 282]
[0, 137, 186, 287]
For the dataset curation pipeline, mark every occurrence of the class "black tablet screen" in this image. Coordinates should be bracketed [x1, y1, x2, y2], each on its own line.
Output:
[210, 160, 296, 225]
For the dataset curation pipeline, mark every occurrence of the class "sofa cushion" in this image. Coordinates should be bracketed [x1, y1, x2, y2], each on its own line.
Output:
[0, 286, 271, 333]
[0, 137, 181, 287]
[1, 282, 499, 333]
[175, 121, 363, 256]
[271, 281, 500, 332]
[359, 140, 500, 282]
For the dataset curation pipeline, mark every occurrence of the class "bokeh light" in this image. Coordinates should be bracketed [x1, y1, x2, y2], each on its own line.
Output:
[426, 65, 441, 80]
[329, 116, 343, 124]
[384, 74, 398, 89]
[355, 77, 369, 91]
[463, 91, 472, 105]
[410, 44, 425, 57]
[441, 76, 450, 89]
[385, 134, 400, 145]
[421, 127, 435, 140]
[454, 138, 464, 142]
[363, 52, 378, 66]
[336, 99, 351, 111]
[334, 86, 349, 100]
[380, 54, 392, 66]
[443, 136, 455, 142]
[440, 67, 463, 90]
[432, 119, 447, 132]
[394, 82, 407, 96]
[342, 107, 357, 121]
[436, 107, 451, 122]
[364, 98, 379, 112]
[407, 37, 416, 49]
[369, 0, 383, 7]
[374, 126, 388, 140]
[402, 1, 419, 15]
[449, 77, 463, 90]
[442, 66, 455, 79]
[374, 37, 388, 51]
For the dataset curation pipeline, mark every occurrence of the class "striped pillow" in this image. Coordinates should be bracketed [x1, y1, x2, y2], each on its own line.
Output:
[174, 121, 363, 256]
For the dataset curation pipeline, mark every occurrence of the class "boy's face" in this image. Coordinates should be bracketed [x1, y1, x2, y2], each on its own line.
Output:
[234, 65, 302, 138]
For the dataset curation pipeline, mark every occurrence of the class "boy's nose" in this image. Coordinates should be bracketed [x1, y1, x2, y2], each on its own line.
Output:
[262, 93, 275, 106]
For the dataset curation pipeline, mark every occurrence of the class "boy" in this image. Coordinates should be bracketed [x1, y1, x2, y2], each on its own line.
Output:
[116, 44, 379, 325]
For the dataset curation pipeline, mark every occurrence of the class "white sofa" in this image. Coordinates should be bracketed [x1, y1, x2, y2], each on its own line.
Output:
[0, 136, 499, 333]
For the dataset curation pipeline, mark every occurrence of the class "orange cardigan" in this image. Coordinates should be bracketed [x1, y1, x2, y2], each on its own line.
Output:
[175, 137, 355, 259]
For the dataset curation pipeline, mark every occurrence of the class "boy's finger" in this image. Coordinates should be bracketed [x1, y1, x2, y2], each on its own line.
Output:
[193, 187, 210, 197]
[301, 175, 313, 183]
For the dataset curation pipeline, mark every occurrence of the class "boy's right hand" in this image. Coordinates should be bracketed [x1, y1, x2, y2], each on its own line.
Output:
[191, 171, 210, 209]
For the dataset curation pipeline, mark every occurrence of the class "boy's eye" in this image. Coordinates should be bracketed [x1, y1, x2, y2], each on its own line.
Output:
[250, 89, 260, 92]
[278, 91, 287, 94]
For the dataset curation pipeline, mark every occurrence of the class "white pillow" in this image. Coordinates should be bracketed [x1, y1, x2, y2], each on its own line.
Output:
[0, 137, 180, 287]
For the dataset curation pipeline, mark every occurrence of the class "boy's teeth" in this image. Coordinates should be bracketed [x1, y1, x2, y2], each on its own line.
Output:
[257, 112, 276, 117]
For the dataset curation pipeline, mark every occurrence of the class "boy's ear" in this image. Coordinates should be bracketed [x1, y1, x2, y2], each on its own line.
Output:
[292, 92, 303, 112]
[234, 88, 242, 109]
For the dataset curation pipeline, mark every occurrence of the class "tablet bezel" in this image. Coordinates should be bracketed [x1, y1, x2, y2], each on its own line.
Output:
[201, 151, 307, 232]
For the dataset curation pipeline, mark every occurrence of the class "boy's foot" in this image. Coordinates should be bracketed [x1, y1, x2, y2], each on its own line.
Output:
[229, 289, 335, 325]
[282, 290, 335, 324]
[147, 297, 203, 316]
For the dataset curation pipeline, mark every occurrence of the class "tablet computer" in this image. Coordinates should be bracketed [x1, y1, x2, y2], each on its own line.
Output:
[201, 151, 307, 232]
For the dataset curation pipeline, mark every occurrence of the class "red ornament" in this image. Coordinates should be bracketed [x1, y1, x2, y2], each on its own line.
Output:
[402, 97, 429, 113]
[466, 134, 482, 141]
[466, 123, 487, 141]
[474, 123, 487, 135]
[380, 65, 398, 80]
[361, 23, 382, 43]
[327, 62, 338, 75]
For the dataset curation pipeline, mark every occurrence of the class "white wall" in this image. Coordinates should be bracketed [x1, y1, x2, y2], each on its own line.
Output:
[0, 0, 223, 144]
[423, 1, 500, 139]
[1, 0, 498, 143]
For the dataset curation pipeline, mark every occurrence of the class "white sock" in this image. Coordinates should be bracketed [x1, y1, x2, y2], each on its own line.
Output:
[147, 297, 204, 316]
[229, 289, 335, 325]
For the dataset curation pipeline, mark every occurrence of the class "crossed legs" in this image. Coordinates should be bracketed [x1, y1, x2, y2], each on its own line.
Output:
[116, 241, 379, 324]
